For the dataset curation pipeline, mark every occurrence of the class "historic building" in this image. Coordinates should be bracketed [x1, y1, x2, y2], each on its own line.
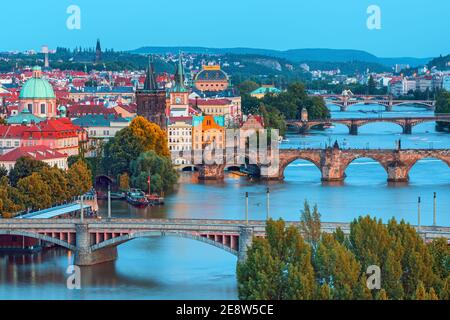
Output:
[0, 145, 68, 172]
[194, 65, 229, 92]
[136, 57, 167, 130]
[18, 66, 57, 118]
[167, 116, 192, 165]
[192, 115, 225, 151]
[169, 55, 190, 117]
[190, 98, 241, 127]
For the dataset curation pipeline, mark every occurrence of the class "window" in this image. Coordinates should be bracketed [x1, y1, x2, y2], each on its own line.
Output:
[28, 104, 33, 112]
[40, 104, 46, 114]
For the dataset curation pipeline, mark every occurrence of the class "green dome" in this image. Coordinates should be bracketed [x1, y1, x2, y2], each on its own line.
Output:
[19, 67, 55, 99]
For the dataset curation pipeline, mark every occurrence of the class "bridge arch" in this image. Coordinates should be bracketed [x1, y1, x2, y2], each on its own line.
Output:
[393, 101, 433, 108]
[340, 155, 389, 179]
[279, 155, 322, 179]
[0, 230, 76, 251]
[90, 231, 239, 256]
[356, 120, 405, 134]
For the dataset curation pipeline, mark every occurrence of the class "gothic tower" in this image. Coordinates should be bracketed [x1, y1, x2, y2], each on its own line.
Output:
[95, 39, 102, 64]
[136, 56, 167, 130]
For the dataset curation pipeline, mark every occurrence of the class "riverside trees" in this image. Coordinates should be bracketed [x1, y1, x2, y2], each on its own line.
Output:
[237, 202, 450, 300]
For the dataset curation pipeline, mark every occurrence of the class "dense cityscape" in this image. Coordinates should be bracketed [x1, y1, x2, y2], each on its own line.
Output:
[0, 1, 449, 307]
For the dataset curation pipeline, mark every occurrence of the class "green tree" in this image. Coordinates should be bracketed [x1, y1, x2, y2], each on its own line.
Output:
[103, 127, 144, 176]
[299, 201, 321, 250]
[39, 167, 70, 204]
[17, 173, 52, 210]
[368, 75, 376, 95]
[8, 157, 49, 186]
[435, 91, 450, 131]
[0, 177, 24, 217]
[0, 166, 8, 180]
[129, 116, 170, 157]
[130, 151, 178, 194]
[237, 219, 316, 300]
[237, 80, 260, 95]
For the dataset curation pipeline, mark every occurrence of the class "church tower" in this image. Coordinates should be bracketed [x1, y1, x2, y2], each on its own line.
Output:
[95, 39, 102, 64]
[169, 53, 189, 117]
[136, 56, 167, 130]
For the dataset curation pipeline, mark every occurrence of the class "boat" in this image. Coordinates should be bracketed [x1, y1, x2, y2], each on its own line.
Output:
[146, 194, 165, 206]
[126, 189, 149, 208]
[110, 192, 126, 200]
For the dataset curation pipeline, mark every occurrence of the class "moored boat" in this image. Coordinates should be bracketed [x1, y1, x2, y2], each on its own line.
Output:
[126, 189, 149, 208]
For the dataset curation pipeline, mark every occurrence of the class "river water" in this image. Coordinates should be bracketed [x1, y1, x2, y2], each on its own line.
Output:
[1, 104, 449, 300]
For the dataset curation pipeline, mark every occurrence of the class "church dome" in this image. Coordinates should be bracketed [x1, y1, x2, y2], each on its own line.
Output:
[19, 66, 56, 99]
[195, 68, 228, 81]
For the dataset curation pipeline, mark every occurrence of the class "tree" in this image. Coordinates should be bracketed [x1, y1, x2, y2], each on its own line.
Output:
[0, 177, 24, 217]
[17, 173, 52, 210]
[368, 75, 376, 95]
[237, 80, 260, 95]
[39, 167, 70, 204]
[8, 157, 49, 186]
[118, 173, 130, 191]
[129, 116, 170, 157]
[129, 151, 178, 194]
[237, 219, 316, 300]
[0, 166, 8, 180]
[259, 103, 286, 136]
[435, 91, 450, 131]
[66, 159, 92, 197]
[299, 201, 321, 250]
[103, 127, 144, 176]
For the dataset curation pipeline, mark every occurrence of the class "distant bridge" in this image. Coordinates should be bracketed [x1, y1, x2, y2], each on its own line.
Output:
[286, 115, 450, 135]
[309, 94, 436, 112]
[0, 218, 448, 266]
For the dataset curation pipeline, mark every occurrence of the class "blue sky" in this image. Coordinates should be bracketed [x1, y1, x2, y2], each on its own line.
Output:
[2, 0, 449, 57]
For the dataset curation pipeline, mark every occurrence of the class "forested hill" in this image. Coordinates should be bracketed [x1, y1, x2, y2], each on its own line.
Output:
[131, 47, 430, 67]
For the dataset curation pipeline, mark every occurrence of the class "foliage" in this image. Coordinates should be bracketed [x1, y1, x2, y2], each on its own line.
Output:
[129, 116, 170, 157]
[17, 173, 52, 210]
[237, 219, 316, 300]
[66, 159, 92, 197]
[0, 177, 24, 217]
[118, 173, 130, 191]
[8, 156, 49, 186]
[130, 151, 178, 194]
[435, 91, 450, 131]
[237, 203, 450, 300]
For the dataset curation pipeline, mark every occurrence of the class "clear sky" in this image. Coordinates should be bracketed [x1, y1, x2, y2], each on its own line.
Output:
[2, 0, 449, 57]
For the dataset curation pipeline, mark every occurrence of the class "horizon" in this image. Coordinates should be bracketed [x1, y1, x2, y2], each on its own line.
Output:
[2, 0, 449, 58]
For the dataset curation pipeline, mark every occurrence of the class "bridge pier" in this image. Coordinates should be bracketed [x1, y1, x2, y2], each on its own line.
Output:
[320, 165, 346, 182]
[385, 104, 393, 112]
[349, 124, 358, 135]
[74, 224, 118, 266]
[387, 164, 409, 183]
[339, 105, 347, 112]
[403, 123, 412, 134]
[238, 226, 254, 263]
[197, 165, 225, 180]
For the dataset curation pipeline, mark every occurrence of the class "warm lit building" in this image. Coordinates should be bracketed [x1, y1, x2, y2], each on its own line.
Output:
[18, 66, 57, 118]
[167, 116, 192, 164]
[192, 115, 225, 150]
[190, 98, 241, 127]
[194, 65, 229, 92]
[239, 114, 265, 148]
[0, 145, 68, 172]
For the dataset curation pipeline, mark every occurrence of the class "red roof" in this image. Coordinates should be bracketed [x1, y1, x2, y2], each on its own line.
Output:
[67, 104, 117, 117]
[0, 145, 67, 162]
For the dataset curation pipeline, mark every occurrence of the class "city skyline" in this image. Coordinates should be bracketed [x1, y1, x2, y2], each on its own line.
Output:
[2, 0, 449, 58]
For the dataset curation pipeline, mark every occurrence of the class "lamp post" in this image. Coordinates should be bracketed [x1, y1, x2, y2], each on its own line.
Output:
[417, 196, 421, 232]
[107, 184, 112, 219]
[266, 188, 270, 221]
[433, 192, 437, 226]
[245, 192, 249, 225]
[80, 195, 84, 223]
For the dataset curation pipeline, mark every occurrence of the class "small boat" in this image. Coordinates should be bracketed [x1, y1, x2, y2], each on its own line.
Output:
[126, 189, 149, 208]
[146, 194, 165, 206]
[110, 192, 126, 200]
[323, 124, 335, 129]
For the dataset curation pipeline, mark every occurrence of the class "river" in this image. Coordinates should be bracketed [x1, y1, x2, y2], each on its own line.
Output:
[1, 104, 449, 300]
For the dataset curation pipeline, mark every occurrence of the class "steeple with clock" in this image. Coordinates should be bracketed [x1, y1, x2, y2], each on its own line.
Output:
[169, 53, 189, 117]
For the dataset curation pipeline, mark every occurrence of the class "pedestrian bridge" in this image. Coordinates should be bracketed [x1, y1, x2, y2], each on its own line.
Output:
[0, 218, 448, 266]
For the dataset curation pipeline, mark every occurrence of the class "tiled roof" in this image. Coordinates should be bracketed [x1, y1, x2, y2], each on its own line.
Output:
[0, 145, 67, 162]
[72, 114, 129, 127]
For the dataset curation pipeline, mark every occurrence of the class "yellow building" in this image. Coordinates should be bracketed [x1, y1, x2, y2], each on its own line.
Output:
[194, 65, 229, 92]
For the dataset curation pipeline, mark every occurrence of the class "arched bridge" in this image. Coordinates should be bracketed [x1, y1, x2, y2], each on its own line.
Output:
[287, 116, 450, 135]
[1, 218, 449, 266]
[312, 94, 436, 112]
[196, 147, 450, 182]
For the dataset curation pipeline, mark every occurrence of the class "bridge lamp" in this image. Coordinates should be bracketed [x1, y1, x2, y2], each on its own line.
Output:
[266, 188, 270, 221]
[433, 192, 436, 226]
[245, 192, 249, 225]
[417, 196, 421, 232]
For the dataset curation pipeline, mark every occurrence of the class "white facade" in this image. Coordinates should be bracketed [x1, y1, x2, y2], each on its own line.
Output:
[168, 118, 192, 165]
[443, 76, 450, 92]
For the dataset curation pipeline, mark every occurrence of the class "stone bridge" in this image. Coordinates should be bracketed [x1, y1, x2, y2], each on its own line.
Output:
[0, 218, 449, 266]
[196, 146, 450, 182]
[313, 94, 436, 112]
[286, 116, 450, 135]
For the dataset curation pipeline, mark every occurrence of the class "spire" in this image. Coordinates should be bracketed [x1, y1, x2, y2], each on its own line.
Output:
[173, 52, 187, 92]
[143, 55, 158, 91]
